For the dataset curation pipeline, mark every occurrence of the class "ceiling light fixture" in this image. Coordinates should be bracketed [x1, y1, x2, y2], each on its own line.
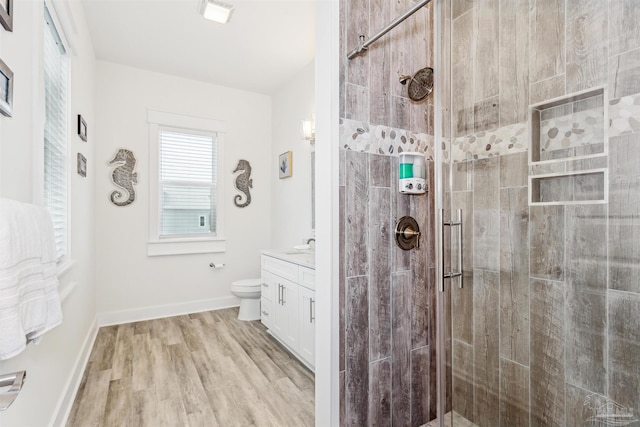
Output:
[200, 0, 235, 24]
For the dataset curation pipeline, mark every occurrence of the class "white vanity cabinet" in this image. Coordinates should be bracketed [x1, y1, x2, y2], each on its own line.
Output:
[261, 253, 315, 371]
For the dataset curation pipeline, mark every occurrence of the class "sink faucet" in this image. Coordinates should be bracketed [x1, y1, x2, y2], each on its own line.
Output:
[306, 238, 315, 245]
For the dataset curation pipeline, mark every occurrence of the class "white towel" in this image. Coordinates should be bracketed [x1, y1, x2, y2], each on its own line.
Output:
[0, 198, 63, 360]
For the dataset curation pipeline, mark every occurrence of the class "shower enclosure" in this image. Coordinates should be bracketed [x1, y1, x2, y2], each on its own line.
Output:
[338, 0, 640, 425]
[438, 0, 640, 426]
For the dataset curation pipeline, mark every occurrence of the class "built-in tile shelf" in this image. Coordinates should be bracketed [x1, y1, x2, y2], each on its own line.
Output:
[530, 86, 607, 164]
[530, 169, 608, 205]
[529, 87, 609, 205]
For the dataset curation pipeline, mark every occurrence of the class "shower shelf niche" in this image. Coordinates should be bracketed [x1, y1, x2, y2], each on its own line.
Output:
[528, 86, 609, 206]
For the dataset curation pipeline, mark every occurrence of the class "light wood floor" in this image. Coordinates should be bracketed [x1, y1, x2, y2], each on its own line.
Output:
[66, 307, 315, 427]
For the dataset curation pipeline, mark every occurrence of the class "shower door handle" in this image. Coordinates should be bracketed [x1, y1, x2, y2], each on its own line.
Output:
[441, 209, 463, 291]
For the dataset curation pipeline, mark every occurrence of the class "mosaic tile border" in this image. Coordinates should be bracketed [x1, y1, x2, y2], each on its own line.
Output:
[449, 92, 640, 162]
[540, 109, 604, 159]
[339, 118, 435, 160]
[450, 122, 528, 162]
[609, 95, 640, 137]
[339, 93, 640, 163]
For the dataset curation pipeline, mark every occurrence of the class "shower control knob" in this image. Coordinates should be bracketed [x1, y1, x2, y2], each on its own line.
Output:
[417, 183, 422, 190]
[405, 183, 413, 190]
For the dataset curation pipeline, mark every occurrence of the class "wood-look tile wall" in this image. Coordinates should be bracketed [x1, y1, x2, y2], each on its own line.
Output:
[452, 0, 640, 137]
[339, 0, 437, 425]
[340, 0, 434, 134]
[451, 143, 640, 426]
[449, 1, 640, 425]
[339, 152, 437, 426]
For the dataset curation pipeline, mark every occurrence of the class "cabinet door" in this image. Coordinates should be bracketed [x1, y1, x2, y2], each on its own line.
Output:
[260, 298, 272, 329]
[260, 271, 277, 328]
[298, 286, 315, 368]
[272, 277, 299, 350]
[272, 279, 286, 337]
[260, 270, 277, 302]
[281, 280, 299, 350]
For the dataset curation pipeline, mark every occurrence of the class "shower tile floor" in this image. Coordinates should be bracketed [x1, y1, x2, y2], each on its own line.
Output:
[423, 411, 478, 427]
[66, 307, 314, 426]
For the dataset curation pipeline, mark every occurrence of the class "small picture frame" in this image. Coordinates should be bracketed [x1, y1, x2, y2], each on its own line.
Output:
[0, 57, 13, 117]
[279, 151, 293, 179]
[77, 114, 87, 141]
[77, 153, 87, 177]
[0, 0, 12, 32]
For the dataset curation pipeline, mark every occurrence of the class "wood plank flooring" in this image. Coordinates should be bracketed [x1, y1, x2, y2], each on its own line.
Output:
[66, 308, 315, 427]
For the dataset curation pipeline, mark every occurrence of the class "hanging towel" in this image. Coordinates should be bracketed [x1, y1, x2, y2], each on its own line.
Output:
[0, 198, 63, 360]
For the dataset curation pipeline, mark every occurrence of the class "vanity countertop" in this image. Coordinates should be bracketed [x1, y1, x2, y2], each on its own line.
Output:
[261, 249, 316, 269]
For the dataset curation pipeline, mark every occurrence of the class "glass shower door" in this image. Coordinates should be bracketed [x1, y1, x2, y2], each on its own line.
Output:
[443, 0, 640, 426]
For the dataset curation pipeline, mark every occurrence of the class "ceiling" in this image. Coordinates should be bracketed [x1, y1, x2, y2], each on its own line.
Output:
[81, 0, 315, 95]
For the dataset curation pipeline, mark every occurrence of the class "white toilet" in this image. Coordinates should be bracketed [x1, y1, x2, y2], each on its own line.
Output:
[231, 278, 262, 321]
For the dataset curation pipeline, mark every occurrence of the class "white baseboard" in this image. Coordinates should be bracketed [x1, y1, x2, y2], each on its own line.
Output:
[51, 315, 99, 427]
[97, 296, 240, 327]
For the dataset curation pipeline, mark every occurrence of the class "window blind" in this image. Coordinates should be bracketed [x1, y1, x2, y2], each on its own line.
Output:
[43, 7, 69, 262]
[159, 130, 217, 236]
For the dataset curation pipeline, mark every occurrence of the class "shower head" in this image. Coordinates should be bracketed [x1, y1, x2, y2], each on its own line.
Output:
[399, 75, 412, 85]
[399, 67, 434, 101]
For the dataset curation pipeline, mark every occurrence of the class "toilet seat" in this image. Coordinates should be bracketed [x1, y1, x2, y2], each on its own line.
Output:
[232, 278, 262, 289]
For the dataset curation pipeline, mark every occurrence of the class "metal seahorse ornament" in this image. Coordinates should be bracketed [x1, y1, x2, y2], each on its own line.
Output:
[108, 148, 138, 207]
[233, 159, 253, 208]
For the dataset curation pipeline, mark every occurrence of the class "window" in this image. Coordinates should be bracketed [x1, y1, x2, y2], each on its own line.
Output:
[43, 6, 69, 263]
[147, 110, 226, 256]
[159, 129, 217, 236]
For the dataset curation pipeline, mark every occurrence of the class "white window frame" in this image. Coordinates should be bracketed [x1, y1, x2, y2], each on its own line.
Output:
[33, 1, 74, 275]
[147, 110, 226, 256]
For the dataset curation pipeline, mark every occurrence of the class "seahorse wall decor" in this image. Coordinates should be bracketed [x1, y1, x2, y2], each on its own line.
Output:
[108, 148, 138, 207]
[233, 159, 253, 208]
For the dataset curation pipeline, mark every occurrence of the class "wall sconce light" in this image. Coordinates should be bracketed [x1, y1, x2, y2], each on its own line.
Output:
[200, 0, 235, 24]
[302, 114, 315, 143]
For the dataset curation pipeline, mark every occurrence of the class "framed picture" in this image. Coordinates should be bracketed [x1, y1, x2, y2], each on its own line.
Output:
[0, 0, 12, 32]
[0, 57, 13, 117]
[279, 151, 293, 179]
[77, 153, 87, 177]
[77, 114, 87, 141]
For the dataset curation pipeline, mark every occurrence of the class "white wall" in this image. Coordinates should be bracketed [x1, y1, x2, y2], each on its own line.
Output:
[271, 60, 315, 248]
[94, 61, 272, 322]
[0, 1, 97, 426]
[313, 1, 340, 423]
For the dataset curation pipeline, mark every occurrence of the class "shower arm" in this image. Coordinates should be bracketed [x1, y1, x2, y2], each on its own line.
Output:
[346, 0, 432, 60]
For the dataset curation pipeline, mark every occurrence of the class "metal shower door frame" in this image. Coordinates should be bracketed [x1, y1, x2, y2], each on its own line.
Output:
[433, 0, 457, 425]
